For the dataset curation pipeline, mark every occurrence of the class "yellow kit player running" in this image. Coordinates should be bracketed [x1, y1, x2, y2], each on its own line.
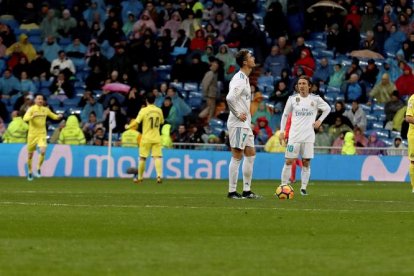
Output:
[405, 95, 414, 192]
[23, 94, 62, 181]
[126, 93, 164, 183]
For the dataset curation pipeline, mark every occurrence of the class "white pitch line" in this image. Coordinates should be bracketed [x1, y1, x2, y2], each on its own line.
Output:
[0, 201, 414, 213]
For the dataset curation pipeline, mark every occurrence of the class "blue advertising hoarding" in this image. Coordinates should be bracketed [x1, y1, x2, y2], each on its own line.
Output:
[0, 144, 409, 182]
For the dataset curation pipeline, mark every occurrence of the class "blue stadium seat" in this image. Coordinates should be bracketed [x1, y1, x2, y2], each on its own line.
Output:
[183, 82, 199, 91]
[0, 18, 19, 30]
[209, 118, 225, 128]
[47, 98, 61, 107]
[68, 107, 82, 115]
[382, 138, 394, 146]
[187, 91, 203, 110]
[28, 35, 42, 45]
[63, 98, 80, 107]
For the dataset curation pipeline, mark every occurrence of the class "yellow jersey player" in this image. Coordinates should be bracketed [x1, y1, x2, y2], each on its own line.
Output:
[405, 95, 414, 192]
[126, 93, 164, 183]
[23, 94, 63, 180]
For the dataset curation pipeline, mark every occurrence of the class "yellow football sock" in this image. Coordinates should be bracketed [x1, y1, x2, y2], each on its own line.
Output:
[410, 162, 414, 190]
[155, 158, 163, 178]
[38, 153, 45, 171]
[138, 159, 146, 180]
[28, 157, 33, 173]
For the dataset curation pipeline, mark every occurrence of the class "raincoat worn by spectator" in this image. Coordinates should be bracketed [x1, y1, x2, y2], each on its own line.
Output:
[2, 113, 28, 143]
[58, 115, 86, 145]
[121, 127, 141, 147]
[264, 129, 285, 153]
[292, 48, 315, 77]
[342, 132, 356, 155]
[161, 124, 173, 148]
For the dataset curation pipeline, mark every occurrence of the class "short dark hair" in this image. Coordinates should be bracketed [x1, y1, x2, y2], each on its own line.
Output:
[235, 49, 251, 67]
[146, 92, 155, 104]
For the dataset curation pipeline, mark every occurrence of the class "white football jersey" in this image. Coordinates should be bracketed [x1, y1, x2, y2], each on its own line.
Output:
[281, 94, 331, 143]
[226, 71, 251, 128]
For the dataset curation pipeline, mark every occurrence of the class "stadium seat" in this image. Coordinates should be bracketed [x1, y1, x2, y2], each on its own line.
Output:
[187, 91, 203, 110]
[183, 82, 199, 91]
[382, 138, 394, 146]
[0, 18, 19, 30]
[209, 118, 225, 128]
[63, 98, 80, 107]
[68, 107, 82, 115]
[28, 35, 42, 45]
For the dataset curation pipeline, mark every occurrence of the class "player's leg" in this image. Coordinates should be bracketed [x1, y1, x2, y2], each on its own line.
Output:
[242, 130, 260, 199]
[227, 127, 244, 198]
[281, 143, 299, 185]
[152, 143, 163, 183]
[136, 143, 150, 183]
[408, 138, 414, 192]
[26, 137, 37, 181]
[290, 161, 297, 183]
[36, 136, 47, 177]
[300, 143, 314, 195]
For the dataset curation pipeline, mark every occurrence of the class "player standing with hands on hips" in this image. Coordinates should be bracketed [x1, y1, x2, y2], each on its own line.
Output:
[226, 49, 260, 199]
[279, 75, 331, 195]
[23, 94, 63, 181]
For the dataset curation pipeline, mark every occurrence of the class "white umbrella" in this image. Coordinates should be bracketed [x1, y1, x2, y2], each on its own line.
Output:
[307, 1, 347, 14]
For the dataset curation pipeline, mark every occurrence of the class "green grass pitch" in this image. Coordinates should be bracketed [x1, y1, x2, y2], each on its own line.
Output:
[1, 177, 414, 275]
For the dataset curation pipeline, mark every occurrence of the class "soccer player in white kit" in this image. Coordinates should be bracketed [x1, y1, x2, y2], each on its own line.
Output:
[279, 75, 331, 195]
[226, 49, 260, 199]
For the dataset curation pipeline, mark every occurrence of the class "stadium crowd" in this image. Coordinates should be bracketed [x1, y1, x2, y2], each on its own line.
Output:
[0, 0, 412, 155]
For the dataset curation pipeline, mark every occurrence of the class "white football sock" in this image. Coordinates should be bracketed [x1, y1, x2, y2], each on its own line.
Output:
[229, 157, 241, 193]
[301, 166, 311, 190]
[281, 164, 292, 185]
[242, 155, 255, 192]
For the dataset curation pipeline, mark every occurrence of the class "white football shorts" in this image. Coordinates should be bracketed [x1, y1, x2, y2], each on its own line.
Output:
[228, 127, 255, 150]
[285, 142, 314, 159]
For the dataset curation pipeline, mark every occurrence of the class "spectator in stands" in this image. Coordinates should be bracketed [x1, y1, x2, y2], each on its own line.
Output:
[153, 83, 167, 107]
[263, 45, 288, 78]
[136, 62, 156, 93]
[360, 30, 380, 53]
[276, 36, 293, 60]
[313, 57, 333, 85]
[385, 90, 405, 124]
[241, 13, 263, 58]
[253, 116, 272, 145]
[344, 100, 367, 131]
[2, 110, 28, 143]
[98, 20, 126, 47]
[263, 2, 288, 40]
[384, 24, 407, 55]
[90, 22, 104, 41]
[314, 124, 332, 154]
[397, 12, 411, 36]
[103, 98, 127, 134]
[331, 130, 347, 154]
[0, 37, 6, 58]
[292, 49, 315, 77]
[40, 9, 59, 39]
[65, 37, 87, 66]
[0, 98, 8, 123]
[125, 87, 144, 120]
[58, 115, 86, 145]
[18, 1, 38, 26]
[0, 69, 20, 99]
[337, 21, 361, 55]
[50, 50, 76, 77]
[225, 20, 243, 49]
[14, 93, 33, 114]
[188, 54, 209, 83]
[161, 96, 180, 131]
[342, 131, 356, 155]
[264, 129, 285, 153]
[70, 19, 91, 46]
[353, 126, 368, 154]
[121, 124, 140, 147]
[377, 58, 400, 83]
[387, 136, 407, 155]
[132, 10, 157, 41]
[162, 11, 182, 41]
[395, 63, 414, 96]
[0, 22, 16, 47]
[161, 123, 173, 148]
[210, 12, 231, 37]
[343, 74, 367, 104]
[0, 117, 5, 141]
[181, 10, 201, 39]
[41, 36, 61, 63]
[187, 123, 205, 148]
[329, 116, 353, 139]
[328, 63, 345, 88]
[5, 33, 36, 63]
[252, 101, 272, 126]
[82, 111, 99, 141]
[215, 44, 236, 81]
[108, 44, 131, 77]
[166, 87, 191, 124]
[81, 94, 104, 123]
[83, 2, 106, 28]
[326, 23, 340, 54]
[190, 29, 207, 52]
[269, 80, 290, 110]
[58, 9, 77, 38]
[211, 0, 231, 19]
[6, 44, 28, 72]
[13, 56, 30, 79]
[345, 58, 363, 80]
[19, 71, 37, 94]
[392, 105, 407, 132]
[49, 72, 74, 100]
[369, 73, 396, 104]
[361, 59, 379, 88]
[199, 59, 219, 120]
[373, 23, 388, 56]
[361, 4, 379, 33]
[365, 131, 387, 155]
[173, 123, 190, 147]
[91, 127, 107, 146]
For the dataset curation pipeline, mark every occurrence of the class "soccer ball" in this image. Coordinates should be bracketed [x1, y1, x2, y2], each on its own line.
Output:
[275, 184, 294, 199]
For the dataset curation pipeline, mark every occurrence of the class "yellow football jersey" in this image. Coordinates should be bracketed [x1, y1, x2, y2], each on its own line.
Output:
[135, 104, 164, 144]
[406, 95, 414, 138]
[23, 105, 60, 136]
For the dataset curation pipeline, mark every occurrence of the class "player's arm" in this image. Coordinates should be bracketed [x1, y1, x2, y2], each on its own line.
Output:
[23, 107, 33, 122]
[406, 98, 414, 124]
[126, 110, 143, 130]
[226, 81, 245, 121]
[47, 108, 62, 120]
[314, 97, 332, 129]
[279, 97, 293, 136]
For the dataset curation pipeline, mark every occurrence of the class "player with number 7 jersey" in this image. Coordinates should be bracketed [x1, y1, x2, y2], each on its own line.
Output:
[126, 93, 164, 183]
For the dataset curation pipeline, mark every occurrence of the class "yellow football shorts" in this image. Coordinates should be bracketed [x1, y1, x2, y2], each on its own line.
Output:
[408, 135, 414, 161]
[139, 142, 163, 158]
[27, 135, 47, 153]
